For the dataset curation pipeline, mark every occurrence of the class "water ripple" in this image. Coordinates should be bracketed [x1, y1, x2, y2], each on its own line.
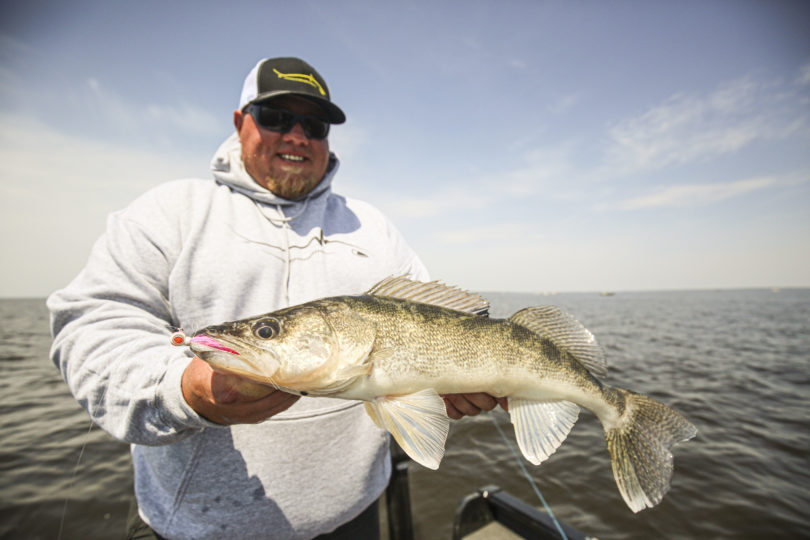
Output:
[2, 290, 809, 539]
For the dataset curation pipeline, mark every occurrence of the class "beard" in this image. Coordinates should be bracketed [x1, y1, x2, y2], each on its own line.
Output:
[261, 167, 323, 200]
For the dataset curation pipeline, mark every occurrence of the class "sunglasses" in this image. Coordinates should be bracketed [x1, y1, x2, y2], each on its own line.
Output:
[244, 104, 330, 140]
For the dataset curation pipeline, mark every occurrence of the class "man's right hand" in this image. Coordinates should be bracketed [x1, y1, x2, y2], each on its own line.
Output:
[181, 356, 299, 425]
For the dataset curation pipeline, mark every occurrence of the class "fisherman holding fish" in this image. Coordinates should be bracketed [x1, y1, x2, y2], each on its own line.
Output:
[48, 57, 504, 540]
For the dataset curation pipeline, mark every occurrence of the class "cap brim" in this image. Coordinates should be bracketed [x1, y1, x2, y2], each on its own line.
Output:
[249, 90, 346, 124]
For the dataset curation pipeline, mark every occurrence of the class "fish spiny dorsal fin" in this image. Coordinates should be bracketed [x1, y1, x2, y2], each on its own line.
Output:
[509, 306, 608, 378]
[366, 276, 489, 316]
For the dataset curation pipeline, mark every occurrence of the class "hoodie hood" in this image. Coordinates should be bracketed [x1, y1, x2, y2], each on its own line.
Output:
[209, 133, 339, 207]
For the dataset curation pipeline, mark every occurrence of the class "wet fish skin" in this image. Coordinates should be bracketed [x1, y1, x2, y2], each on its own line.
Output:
[186, 277, 696, 512]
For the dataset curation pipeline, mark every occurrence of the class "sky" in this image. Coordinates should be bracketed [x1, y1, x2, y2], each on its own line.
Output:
[1, 0, 808, 297]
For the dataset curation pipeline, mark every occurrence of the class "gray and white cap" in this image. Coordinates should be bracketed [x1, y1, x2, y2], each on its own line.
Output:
[238, 57, 346, 124]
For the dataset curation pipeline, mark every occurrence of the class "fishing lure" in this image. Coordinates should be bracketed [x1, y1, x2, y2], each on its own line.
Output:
[170, 331, 191, 346]
[170, 330, 241, 355]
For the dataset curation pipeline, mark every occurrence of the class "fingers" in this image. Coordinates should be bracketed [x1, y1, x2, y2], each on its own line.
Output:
[214, 390, 300, 425]
[442, 393, 505, 420]
[181, 356, 300, 425]
[210, 370, 275, 403]
[443, 397, 465, 420]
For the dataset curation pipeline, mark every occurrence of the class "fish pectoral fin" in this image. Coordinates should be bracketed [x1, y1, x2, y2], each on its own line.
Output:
[364, 389, 449, 470]
[325, 359, 375, 391]
[369, 346, 396, 362]
[508, 398, 580, 465]
[334, 364, 372, 379]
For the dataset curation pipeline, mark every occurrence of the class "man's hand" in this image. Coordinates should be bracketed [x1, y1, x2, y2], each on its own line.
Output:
[442, 393, 508, 420]
[181, 356, 299, 425]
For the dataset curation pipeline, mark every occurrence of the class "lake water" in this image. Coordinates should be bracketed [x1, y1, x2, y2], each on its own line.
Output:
[1, 289, 808, 539]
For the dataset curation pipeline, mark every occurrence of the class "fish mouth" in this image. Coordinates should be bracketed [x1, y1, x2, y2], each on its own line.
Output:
[189, 333, 281, 386]
[189, 334, 240, 355]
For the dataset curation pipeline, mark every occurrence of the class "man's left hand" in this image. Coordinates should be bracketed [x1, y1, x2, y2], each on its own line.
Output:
[442, 393, 508, 419]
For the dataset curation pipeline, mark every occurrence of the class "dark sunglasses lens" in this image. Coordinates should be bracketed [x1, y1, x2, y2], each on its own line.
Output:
[255, 108, 292, 131]
[300, 118, 329, 139]
[251, 106, 329, 139]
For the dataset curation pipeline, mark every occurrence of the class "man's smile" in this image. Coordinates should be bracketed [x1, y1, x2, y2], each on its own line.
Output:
[279, 153, 307, 163]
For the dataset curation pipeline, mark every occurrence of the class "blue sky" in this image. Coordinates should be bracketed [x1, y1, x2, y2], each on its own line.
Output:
[1, 0, 808, 296]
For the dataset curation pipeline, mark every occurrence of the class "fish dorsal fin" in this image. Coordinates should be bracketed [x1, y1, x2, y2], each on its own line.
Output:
[509, 306, 608, 378]
[366, 276, 489, 316]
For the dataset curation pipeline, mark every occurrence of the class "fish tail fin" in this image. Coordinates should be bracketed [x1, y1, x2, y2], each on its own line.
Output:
[605, 388, 697, 513]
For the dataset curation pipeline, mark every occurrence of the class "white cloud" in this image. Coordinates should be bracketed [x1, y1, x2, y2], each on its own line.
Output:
[437, 223, 529, 245]
[507, 58, 528, 70]
[602, 74, 808, 176]
[605, 81, 755, 173]
[0, 113, 210, 296]
[797, 60, 810, 86]
[381, 139, 581, 220]
[390, 186, 489, 219]
[0, 112, 208, 195]
[84, 77, 221, 139]
[1, 36, 223, 148]
[616, 176, 778, 210]
[328, 121, 369, 164]
[547, 91, 582, 115]
[505, 141, 582, 195]
[387, 65, 810, 223]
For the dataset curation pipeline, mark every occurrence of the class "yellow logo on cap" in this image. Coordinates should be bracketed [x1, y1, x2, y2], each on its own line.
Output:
[273, 68, 326, 96]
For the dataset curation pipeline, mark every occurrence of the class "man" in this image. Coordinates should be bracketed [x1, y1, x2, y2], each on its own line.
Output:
[48, 57, 501, 540]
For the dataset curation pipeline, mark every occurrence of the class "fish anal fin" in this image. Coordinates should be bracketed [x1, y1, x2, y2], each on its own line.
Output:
[366, 276, 489, 316]
[364, 389, 449, 469]
[508, 397, 580, 465]
[509, 306, 608, 378]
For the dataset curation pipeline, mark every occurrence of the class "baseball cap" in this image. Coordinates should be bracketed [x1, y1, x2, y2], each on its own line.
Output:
[238, 57, 346, 124]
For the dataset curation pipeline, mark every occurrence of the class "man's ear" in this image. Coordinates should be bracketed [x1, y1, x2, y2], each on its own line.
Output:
[233, 109, 244, 132]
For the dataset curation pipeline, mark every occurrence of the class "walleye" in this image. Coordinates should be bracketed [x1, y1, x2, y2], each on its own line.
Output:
[177, 277, 696, 512]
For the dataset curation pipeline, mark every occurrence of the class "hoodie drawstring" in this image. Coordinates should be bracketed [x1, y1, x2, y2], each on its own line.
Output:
[257, 198, 310, 306]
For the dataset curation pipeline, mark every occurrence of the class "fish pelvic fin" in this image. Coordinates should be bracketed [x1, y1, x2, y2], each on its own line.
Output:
[605, 388, 697, 513]
[508, 306, 607, 378]
[363, 389, 449, 470]
[508, 398, 580, 465]
[366, 276, 490, 316]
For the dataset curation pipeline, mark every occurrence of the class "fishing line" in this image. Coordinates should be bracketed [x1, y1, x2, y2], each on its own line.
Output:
[57, 376, 112, 540]
[56, 419, 96, 540]
[489, 412, 569, 540]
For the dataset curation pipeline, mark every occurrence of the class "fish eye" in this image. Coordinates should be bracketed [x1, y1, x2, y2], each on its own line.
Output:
[252, 319, 280, 339]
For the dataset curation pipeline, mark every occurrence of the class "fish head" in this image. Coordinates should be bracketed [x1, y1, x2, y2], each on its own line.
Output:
[190, 303, 366, 393]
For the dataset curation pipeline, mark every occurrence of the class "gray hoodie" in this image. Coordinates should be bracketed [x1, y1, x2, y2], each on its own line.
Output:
[48, 133, 429, 539]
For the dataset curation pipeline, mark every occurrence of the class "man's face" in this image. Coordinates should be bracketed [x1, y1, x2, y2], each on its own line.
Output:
[234, 95, 331, 200]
